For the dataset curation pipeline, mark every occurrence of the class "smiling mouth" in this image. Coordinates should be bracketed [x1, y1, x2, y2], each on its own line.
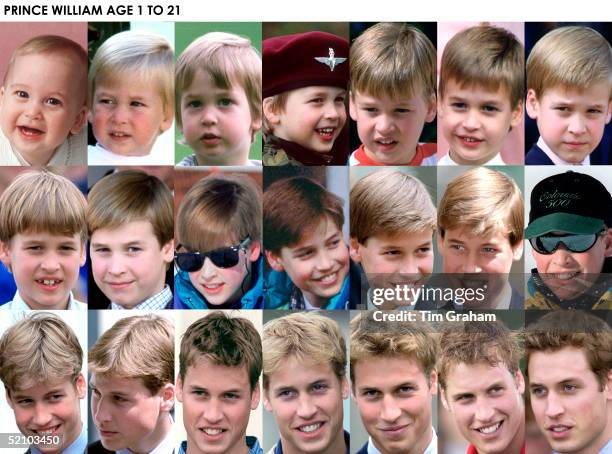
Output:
[109, 132, 131, 139]
[313, 271, 338, 286]
[298, 422, 324, 433]
[316, 127, 336, 139]
[32, 424, 61, 435]
[201, 427, 226, 436]
[18, 126, 44, 136]
[476, 421, 502, 434]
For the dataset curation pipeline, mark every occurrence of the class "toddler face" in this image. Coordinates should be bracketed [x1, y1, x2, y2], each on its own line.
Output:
[439, 79, 522, 165]
[0, 53, 86, 165]
[271, 86, 347, 153]
[350, 91, 436, 164]
[90, 75, 172, 156]
[180, 69, 260, 166]
[527, 82, 611, 163]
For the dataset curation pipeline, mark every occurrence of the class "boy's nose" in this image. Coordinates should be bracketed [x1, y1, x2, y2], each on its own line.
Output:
[375, 115, 395, 135]
[24, 101, 43, 120]
[40, 254, 60, 272]
[567, 114, 587, 135]
[200, 107, 218, 126]
[32, 404, 53, 427]
[324, 102, 341, 120]
[110, 105, 130, 124]
[199, 258, 218, 280]
[462, 109, 481, 130]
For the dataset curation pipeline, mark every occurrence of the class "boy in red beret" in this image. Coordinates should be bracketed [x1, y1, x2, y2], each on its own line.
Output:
[262, 31, 349, 165]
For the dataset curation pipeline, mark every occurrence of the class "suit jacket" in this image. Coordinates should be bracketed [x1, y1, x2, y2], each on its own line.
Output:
[526, 142, 611, 165]
[86, 440, 114, 453]
[355, 441, 368, 454]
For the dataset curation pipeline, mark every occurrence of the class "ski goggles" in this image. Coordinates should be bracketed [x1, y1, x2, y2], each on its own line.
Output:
[175, 237, 251, 271]
[529, 230, 605, 255]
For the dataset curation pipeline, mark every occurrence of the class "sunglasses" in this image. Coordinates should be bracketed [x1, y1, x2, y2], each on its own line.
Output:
[529, 231, 605, 255]
[175, 237, 251, 271]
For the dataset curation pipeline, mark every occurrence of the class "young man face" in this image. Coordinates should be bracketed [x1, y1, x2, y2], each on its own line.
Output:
[267, 217, 350, 308]
[528, 347, 611, 454]
[526, 82, 612, 163]
[90, 374, 174, 453]
[176, 356, 260, 454]
[531, 229, 611, 300]
[439, 79, 522, 165]
[349, 91, 436, 165]
[264, 355, 349, 454]
[0, 231, 86, 310]
[90, 220, 173, 308]
[442, 362, 525, 454]
[7, 375, 86, 454]
[352, 355, 436, 454]
[265, 86, 347, 153]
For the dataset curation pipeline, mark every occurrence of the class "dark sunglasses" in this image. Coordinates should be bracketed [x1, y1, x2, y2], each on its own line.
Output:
[175, 237, 251, 271]
[530, 231, 605, 255]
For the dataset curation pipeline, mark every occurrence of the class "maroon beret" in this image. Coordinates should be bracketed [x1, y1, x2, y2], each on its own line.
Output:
[263, 31, 349, 98]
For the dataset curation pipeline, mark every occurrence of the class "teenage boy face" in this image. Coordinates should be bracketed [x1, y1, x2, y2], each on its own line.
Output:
[186, 241, 261, 307]
[180, 69, 261, 166]
[442, 362, 525, 454]
[526, 82, 612, 163]
[0, 53, 86, 166]
[528, 347, 611, 454]
[90, 374, 174, 454]
[90, 220, 174, 308]
[349, 91, 436, 165]
[439, 79, 522, 165]
[177, 357, 260, 454]
[352, 355, 436, 454]
[531, 229, 612, 300]
[7, 375, 86, 454]
[264, 356, 349, 454]
[267, 86, 347, 153]
[267, 217, 350, 308]
[0, 231, 86, 310]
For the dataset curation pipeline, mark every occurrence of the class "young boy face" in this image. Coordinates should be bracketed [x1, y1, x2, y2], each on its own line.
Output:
[531, 229, 611, 300]
[90, 75, 172, 156]
[186, 241, 261, 307]
[526, 82, 612, 163]
[177, 356, 260, 454]
[267, 217, 350, 308]
[443, 362, 525, 454]
[0, 52, 86, 165]
[439, 79, 522, 165]
[352, 355, 436, 454]
[268, 86, 347, 153]
[90, 374, 173, 453]
[0, 231, 86, 310]
[349, 91, 436, 164]
[264, 355, 349, 454]
[180, 69, 261, 166]
[7, 375, 86, 454]
[528, 347, 611, 454]
[90, 220, 173, 308]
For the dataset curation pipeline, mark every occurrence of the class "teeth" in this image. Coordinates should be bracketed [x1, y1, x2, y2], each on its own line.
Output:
[203, 428, 223, 435]
[299, 423, 322, 433]
[39, 279, 59, 286]
[555, 272, 579, 280]
[552, 426, 569, 432]
[205, 284, 223, 289]
[317, 128, 334, 135]
[377, 139, 395, 144]
[463, 137, 479, 142]
[111, 132, 127, 137]
[478, 422, 501, 434]
[318, 273, 336, 283]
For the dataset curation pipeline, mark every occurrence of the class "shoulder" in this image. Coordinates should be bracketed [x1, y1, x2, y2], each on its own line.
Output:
[355, 441, 369, 454]
[176, 154, 198, 166]
[525, 144, 553, 165]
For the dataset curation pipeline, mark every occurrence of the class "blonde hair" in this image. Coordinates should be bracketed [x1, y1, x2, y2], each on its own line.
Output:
[439, 25, 524, 108]
[527, 26, 612, 98]
[177, 173, 262, 252]
[0, 312, 83, 391]
[179, 312, 262, 389]
[0, 169, 87, 243]
[88, 170, 173, 247]
[88, 314, 174, 394]
[175, 32, 262, 128]
[3, 35, 87, 105]
[88, 31, 174, 116]
[438, 167, 524, 246]
[437, 320, 522, 390]
[350, 23, 436, 101]
[263, 312, 346, 389]
[350, 312, 437, 384]
[350, 169, 436, 244]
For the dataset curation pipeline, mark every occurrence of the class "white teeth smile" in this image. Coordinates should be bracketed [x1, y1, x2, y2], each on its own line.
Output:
[555, 272, 579, 280]
[462, 137, 480, 142]
[318, 273, 336, 283]
[478, 422, 501, 434]
[39, 279, 60, 286]
[377, 139, 395, 144]
[111, 132, 128, 137]
[205, 284, 223, 289]
[299, 423, 322, 433]
[202, 428, 224, 435]
[317, 128, 334, 135]
[551, 426, 569, 432]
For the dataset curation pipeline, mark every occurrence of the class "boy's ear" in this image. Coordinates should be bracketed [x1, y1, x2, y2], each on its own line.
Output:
[603, 228, 612, 258]
[440, 386, 451, 412]
[514, 369, 526, 395]
[161, 239, 175, 264]
[525, 89, 540, 120]
[262, 98, 281, 126]
[341, 375, 349, 400]
[512, 240, 524, 261]
[75, 373, 86, 399]
[159, 108, 174, 134]
[69, 106, 88, 135]
[428, 370, 438, 396]
[248, 241, 262, 262]
[349, 237, 362, 263]
[79, 241, 87, 267]
[510, 99, 524, 129]
[250, 382, 261, 410]
[265, 250, 284, 272]
[348, 93, 358, 122]
[606, 100, 612, 125]
[159, 383, 175, 412]
[436, 231, 445, 256]
[0, 241, 12, 272]
[263, 389, 273, 412]
[175, 376, 184, 403]
[5, 387, 15, 409]
[425, 94, 437, 123]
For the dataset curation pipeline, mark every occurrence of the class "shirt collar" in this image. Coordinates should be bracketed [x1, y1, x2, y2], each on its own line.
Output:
[538, 137, 590, 165]
[30, 424, 87, 454]
[11, 291, 79, 310]
[111, 285, 172, 310]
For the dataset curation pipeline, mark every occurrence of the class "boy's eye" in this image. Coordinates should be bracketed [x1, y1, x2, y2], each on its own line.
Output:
[327, 238, 341, 249]
[482, 105, 499, 113]
[218, 98, 234, 107]
[334, 95, 346, 103]
[396, 108, 412, 114]
[398, 385, 415, 395]
[482, 247, 498, 254]
[587, 108, 603, 115]
[563, 384, 577, 393]
[49, 394, 64, 402]
[449, 244, 465, 252]
[383, 249, 401, 256]
[362, 389, 381, 399]
[451, 102, 467, 110]
[186, 100, 202, 108]
[311, 383, 329, 393]
[127, 246, 142, 254]
[416, 246, 432, 255]
[130, 101, 146, 107]
[14, 90, 28, 98]
[530, 386, 546, 397]
[113, 395, 128, 403]
[224, 392, 240, 400]
[554, 106, 571, 113]
[308, 97, 324, 104]
[363, 107, 378, 113]
[46, 97, 63, 106]
[97, 98, 114, 105]
[278, 389, 296, 399]
[16, 398, 33, 406]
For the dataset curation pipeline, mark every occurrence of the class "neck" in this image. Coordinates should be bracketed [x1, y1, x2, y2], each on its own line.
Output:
[449, 149, 498, 166]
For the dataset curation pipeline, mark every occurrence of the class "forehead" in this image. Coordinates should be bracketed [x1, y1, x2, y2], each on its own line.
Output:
[9, 51, 80, 79]
[445, 361, 514, 392]
[444, 78, 512, 104]
[11, 230, 81, 245]
[11, 379, 74, 398]
[183, 68, 242, 93]
[267, 356, 338, 390]
[444, 227, 510, 246]
[353, 355, 427, 387]
[287, 85, 347, 100]
[184, 356, 250, 388]
[365, 229, 433, 249]
[95, 74, 162, 99]
[542, 82, 611, 101]
[91, 374, 150, 396]
[287, 217, 341, 249]
[91, 220, 158, 245]
[528, 347, 593, 381]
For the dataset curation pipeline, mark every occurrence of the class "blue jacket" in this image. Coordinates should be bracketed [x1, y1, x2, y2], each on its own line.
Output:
[526, 142, 611, 165]
[174, 257, 263, 309]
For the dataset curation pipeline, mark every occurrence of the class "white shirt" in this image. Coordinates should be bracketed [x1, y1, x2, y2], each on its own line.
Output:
[438, 150, 506, 165]
[0, 127, 86, 165]
[117, 417, 174, 454]
[0, 291, 86, 310]
[538, 136, 590, 165]
[368, 428, 437, 454]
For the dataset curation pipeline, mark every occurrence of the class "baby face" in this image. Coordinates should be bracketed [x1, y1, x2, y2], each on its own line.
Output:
[90, 75, 172, 156]
[0, 52, 86, 165]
